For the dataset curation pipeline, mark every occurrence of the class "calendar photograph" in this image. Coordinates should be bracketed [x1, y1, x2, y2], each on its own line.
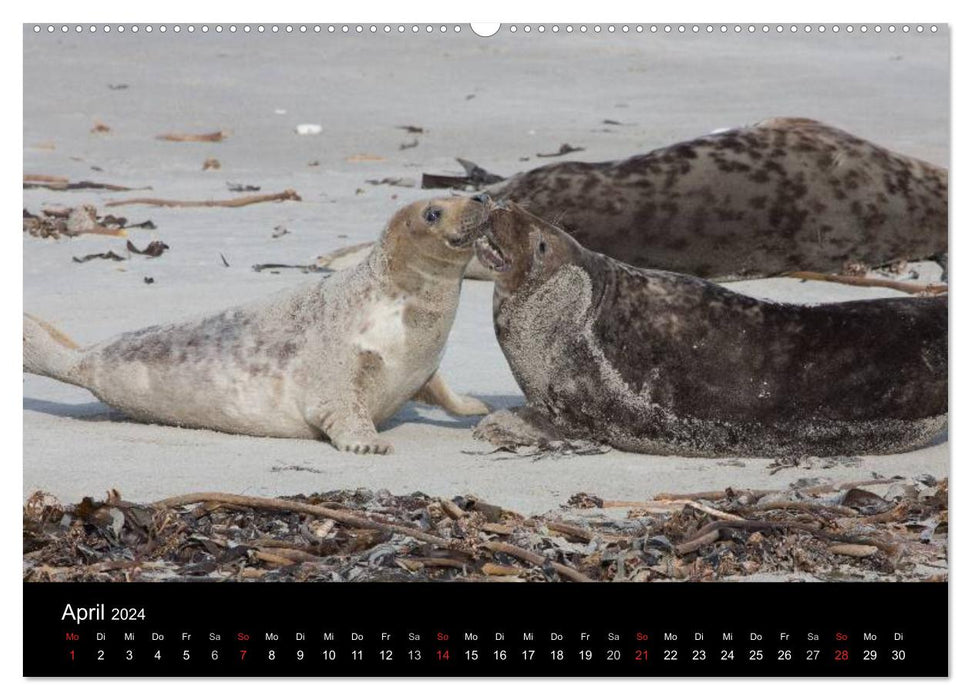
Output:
[23, 21, 948, 599]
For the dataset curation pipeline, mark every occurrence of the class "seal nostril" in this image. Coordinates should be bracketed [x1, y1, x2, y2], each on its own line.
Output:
[472, 193, 490, 204]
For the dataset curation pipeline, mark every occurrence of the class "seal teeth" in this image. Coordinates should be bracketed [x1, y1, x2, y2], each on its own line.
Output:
[475, 236, 508, 271]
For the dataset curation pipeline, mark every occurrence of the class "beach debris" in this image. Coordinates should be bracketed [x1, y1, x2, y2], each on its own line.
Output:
[841, 261, 870, 277]
[72, 250, 125, 263]
[24, 205, 136, 239]
[537, 143, 585, 158]
[24, 175, 148, 192]
[126, 240, 169, 257]
[108, 83, 129, 90]
[397, 125, 424, 134]
[202, 158, 221, 171]
[365, 177, 415, 188]
[144, 277, 155, 284]
[22, 476, 946, 583]
[227, 182, 261, 192]
[220, 253, 230, 267]
[346, 154, 386, 163]
[421, 158, 504, 190]
[295, 124, 323, 136]
[784, 270, 947, 295]
[272, 225, 290, 239]
[106, 189, 301, 209]
[157, 130, 227, 142]
[251, 262, 329, 273]
[90, 121, 111, 134]
[399, 138, 419, 150]
[307, 160, 320, 167]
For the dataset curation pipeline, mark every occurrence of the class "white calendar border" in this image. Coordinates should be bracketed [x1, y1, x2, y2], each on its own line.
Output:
[6, 0, 964, 696]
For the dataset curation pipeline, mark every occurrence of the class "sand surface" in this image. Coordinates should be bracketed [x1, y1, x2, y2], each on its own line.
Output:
[23, 27, 948, 514]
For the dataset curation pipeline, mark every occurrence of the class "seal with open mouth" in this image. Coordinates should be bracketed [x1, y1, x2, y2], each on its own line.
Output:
[24, 195, 492, 454]
[473, 202, 947, 457]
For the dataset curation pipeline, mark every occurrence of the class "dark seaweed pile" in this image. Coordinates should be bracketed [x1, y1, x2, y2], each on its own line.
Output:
[23, 476, 946, 583]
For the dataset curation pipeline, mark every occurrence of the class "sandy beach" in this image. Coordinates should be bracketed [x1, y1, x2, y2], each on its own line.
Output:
[23, 26, 948, 515]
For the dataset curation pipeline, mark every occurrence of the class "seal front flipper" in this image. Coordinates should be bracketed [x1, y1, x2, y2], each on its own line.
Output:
[307, 397, 393, 455]
[474, 407, 609, 455]
[412, 370, 490, 416]
[473, 407, 555, 449]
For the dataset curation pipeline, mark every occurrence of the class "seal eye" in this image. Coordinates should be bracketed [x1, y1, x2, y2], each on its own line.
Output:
[538, 240, 547, 255]
[423, 207, 442, 224]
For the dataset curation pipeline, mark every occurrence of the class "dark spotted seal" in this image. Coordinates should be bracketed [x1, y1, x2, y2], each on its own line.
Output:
[469, 118, 948, 280]
[24, 196, 492, 454]
[472, 202, 947, 457]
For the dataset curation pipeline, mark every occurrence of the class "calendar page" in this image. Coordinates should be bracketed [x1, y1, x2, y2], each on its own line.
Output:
[22, 20, 948, 678]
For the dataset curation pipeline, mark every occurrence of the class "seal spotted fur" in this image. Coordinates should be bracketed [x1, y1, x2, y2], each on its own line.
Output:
[24, 196, 492, 454]
[473, 118, 948, 281]
[473, 202, 947, 457]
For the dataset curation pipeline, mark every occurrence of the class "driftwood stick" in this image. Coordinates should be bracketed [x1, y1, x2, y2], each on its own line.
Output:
[784, 271, 947, 295]
[156, 130, 227, 142]
[481, 540, 592, 582]
[481, 563, 525, 576]
[439, 499, 466, 520]
[480, 522, 515, 535]
[399, 557, 467, 569]
[675, 517, 900, 556]
[653, 488, 772, 502]
[746, 501, 858, 517]
[603, 499, 745, 522]
[675, 519, 798, 555]
[546, 520, 593, 542]
[24, 174, 69, 184]
[252, 550, 296, 567]
[107, 189, 301, 209]
[152, 492, 456, 549]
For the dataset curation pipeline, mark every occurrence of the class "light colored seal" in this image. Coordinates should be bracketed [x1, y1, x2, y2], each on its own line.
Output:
[472, 202, 947, 457]
[24, 196, 492, 454]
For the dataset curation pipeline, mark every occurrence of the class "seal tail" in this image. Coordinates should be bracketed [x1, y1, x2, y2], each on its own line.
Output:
[23, 313, 84, 385]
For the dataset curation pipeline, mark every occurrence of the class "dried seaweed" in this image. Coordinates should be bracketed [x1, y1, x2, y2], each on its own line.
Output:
[72, 251, 125, 263]
[421, 158, 504, 190]
[251, 263, 329, 274]
[537, 143, 585, 158]
[23, 477, 946, 583]
[24, 175, 148, 192]
[227, 182, 261, 192]
[126, 240, 169, 257]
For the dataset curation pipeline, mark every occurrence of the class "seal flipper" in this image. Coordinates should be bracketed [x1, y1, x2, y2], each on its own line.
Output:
[473, 406, 608, 455]
[412, 370, 490, 416]
[309, 397, 393, 455]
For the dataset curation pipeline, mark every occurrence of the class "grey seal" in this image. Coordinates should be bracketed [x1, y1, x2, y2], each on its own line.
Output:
[472, 202, 947, 457]
[24, 196, 492, 454]
[470, 118, 948, 280]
